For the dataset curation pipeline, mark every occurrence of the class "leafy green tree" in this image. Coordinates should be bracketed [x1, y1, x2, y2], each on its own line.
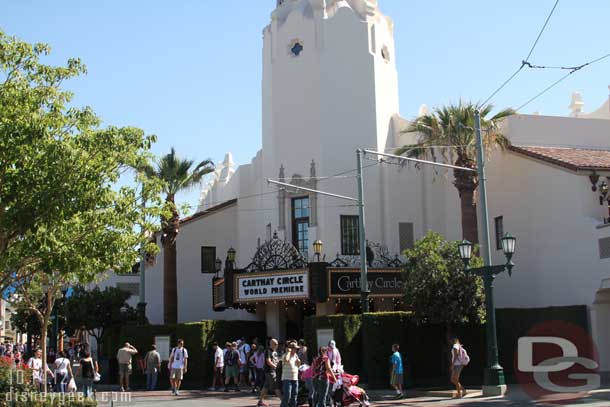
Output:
[64, 286, 142, 359]
[142, 148, 215, 324]
[0, 30, 165, 377]
[402, 231, 485, 326]
[396, 102, 514, 243]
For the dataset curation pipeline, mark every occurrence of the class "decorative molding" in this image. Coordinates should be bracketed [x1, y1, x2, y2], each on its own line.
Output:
[329, 241, 404, 268]
[243, 234, 307, 272]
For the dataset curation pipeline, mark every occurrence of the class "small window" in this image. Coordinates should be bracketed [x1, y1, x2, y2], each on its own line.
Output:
[494, 216, 504, 250]
[341, 215, 360, 255]
[398, 222, 414, 252]
[381, 45, 390, 62]
[290, 41, 303, 57]
[201, 246, 216, 273]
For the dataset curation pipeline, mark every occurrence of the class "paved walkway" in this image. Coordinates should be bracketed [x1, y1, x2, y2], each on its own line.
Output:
[91, 387, 610, 407]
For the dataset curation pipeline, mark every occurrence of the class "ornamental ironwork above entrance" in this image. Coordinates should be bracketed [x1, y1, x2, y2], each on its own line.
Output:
[328, 241, 404, 268]
[244, 233, 307, 272]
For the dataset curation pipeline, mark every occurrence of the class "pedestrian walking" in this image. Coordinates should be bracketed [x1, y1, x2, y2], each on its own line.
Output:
[390, 344, 404, 399]
[327, 340, 342, 370]
[209, 342, 224, 391]
[224, 341, 241, 392]
[116, 342, 138, 392]
[26, 349, 53, 392]
[280, 341, 302, 407]
[169, 339, 188, 396]
[238, 338, 251, 387]
[450, 337, 469, 398]
[78, 350, 98, 399]
[297, 339, 312, 405]
[252, 345, 266, 393]
[257, 338, 282, 407]
[54, 351, 73, 393]
[144, 344, 161, 391]
[248, 343, 258, 392]
[312, 346, 336, 407]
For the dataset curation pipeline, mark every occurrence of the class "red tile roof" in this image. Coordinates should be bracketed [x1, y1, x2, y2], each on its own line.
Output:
[509, 145, 610, 171]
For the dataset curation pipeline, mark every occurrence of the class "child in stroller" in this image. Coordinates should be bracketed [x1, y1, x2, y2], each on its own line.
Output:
[330, 372, 370, 407]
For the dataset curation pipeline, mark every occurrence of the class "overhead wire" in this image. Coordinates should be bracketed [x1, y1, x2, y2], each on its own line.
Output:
[516, 51, 610, 111]
[481, 0, 560, 106]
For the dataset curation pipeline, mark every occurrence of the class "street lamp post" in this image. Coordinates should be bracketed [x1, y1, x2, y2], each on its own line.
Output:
[458, 233, 516, 395]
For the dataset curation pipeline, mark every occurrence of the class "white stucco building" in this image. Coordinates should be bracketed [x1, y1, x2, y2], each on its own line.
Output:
[100, 0, 610, 372]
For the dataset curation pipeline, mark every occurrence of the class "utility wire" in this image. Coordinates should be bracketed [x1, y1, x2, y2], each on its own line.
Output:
[481, 0, 560, 105]
[516, 51, 610, 111]
[524, 0, 560, 62]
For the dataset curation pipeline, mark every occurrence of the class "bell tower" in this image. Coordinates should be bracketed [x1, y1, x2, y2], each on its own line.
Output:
[262, 0, 400, 179]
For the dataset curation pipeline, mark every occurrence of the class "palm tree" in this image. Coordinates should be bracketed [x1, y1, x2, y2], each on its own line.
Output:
[143, 148, 214, 324]
[396, 102, 514, 244]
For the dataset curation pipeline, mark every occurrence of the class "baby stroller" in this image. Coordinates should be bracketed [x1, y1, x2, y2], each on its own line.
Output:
[330, 372, 370, 407]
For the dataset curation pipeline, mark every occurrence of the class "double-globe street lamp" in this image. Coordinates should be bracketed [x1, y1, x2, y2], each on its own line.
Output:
[457, 233, 516, 393]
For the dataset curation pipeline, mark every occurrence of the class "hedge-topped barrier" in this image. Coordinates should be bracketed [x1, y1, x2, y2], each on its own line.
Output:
[304, 312, 485, 388]
[106, 320, 266, 388]
[304, 306, 588, 388]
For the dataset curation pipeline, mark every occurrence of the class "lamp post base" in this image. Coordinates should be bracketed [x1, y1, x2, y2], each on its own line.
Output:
[483, 366, 506, 396]
[482, 384, 507, 397]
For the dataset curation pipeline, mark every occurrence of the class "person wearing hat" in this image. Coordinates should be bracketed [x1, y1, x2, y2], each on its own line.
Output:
[280, 341, 302, 407]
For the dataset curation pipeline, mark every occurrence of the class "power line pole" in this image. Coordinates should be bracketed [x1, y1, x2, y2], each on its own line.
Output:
[475, 109, 506, 396]
[356, 149, 370, 313]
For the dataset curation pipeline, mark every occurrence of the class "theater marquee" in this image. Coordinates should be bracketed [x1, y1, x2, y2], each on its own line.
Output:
[328, 268, 404, 298]
[235, 269, 310, 303]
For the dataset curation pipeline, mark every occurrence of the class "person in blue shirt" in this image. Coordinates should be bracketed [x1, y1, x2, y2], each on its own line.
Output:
[390, 344, 404, 399]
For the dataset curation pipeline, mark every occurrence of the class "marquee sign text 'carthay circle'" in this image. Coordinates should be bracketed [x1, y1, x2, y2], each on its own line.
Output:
[235, 270, 309, 302]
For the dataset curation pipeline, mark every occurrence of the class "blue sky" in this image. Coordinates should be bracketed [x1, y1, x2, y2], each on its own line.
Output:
[3, 0, 609, 212]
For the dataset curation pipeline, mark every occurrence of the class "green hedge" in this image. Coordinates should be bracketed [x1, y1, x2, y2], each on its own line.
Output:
[106, 320, 266, 388]
[305, 312, 484, 388]
[304, 306, 589, 388]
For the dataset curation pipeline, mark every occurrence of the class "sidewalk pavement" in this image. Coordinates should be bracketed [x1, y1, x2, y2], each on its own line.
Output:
[92, 386, 610, 406]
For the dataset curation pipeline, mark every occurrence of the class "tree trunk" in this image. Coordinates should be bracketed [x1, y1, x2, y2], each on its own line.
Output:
[459, 188, 479, 244]
[163, 240, 177, 324]
[162, 202, 180, 325]
[453, 156, 479, 244]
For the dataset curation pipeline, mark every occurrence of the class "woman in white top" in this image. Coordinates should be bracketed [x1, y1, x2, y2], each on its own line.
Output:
[54, 351, 73, 393]
[27, 349, 53, 392]
[280, 341, 301, 407]
[450, 338, 466, 398]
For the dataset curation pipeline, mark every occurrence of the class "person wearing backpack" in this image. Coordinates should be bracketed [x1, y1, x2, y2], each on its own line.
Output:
[224, 342, 241, 392]
[450, 337, 469, 398]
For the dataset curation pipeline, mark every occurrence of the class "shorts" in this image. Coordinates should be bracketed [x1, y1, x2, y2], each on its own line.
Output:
[119, 364, 132, 377]
[170, 368, 184, 380]
[225, 365, 239, 379]
[214, 366, 224, 376]
[263, 371, 278, 392]
[240, 365, 248, 374]
[452, 365, 464, 376]
[390, 372, 403, 386]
